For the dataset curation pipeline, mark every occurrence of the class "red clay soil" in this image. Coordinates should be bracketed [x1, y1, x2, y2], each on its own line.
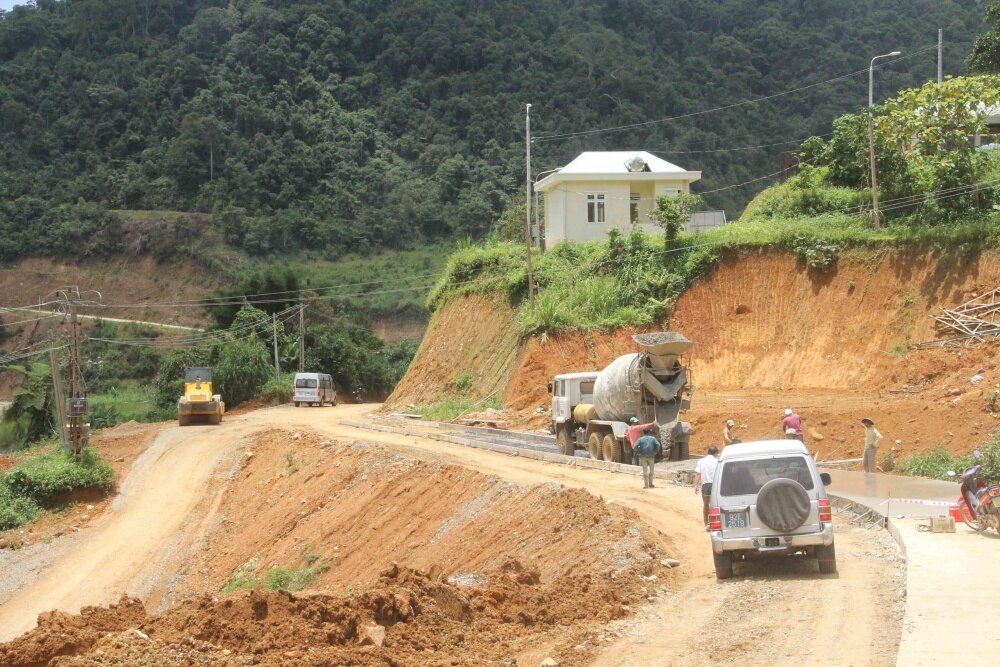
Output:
[0, 428, 673, 666]
[0, 561, 639, 667]
[168, 429, 674, 600]
[670, 247, 1000, 390]
[385, 293, 523, 410]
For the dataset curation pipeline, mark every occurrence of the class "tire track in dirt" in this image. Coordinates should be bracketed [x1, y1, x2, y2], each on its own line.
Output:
[0, 422, 255, 641]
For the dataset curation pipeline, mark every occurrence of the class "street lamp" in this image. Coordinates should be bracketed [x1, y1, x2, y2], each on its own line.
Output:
[868, 50, 901, 229]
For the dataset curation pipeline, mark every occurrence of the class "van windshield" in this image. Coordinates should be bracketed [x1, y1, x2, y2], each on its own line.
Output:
[718, 456, 814, 496]
[296, 378, 318, 389]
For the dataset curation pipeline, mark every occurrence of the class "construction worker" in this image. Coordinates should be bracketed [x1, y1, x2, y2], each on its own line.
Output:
[631, 427, 661, 489]
[693, 445, 720, 526]
[782, 408, 804, 442]
[626, 416, 656, 458]
[723, 419, 739, 446]
[861, 418, 883, 473]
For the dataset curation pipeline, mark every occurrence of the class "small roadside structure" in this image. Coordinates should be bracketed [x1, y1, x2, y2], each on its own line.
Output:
[535, 151, 701, 245]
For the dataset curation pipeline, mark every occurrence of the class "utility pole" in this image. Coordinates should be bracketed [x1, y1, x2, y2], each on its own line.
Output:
[62, 292, 88, 457]
[272, 312, 280, 381]
[938, 29, 943, 83]
[298, 304, 305, 373]
[49, 346, 68, 450]
[524, 103, 535, 308]
[868, 50, 900, 230]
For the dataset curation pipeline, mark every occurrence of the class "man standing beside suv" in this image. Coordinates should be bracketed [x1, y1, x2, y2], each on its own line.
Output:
[693, 445, 720, 526]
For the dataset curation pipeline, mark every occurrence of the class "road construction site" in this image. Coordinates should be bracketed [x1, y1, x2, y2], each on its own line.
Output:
[3, 247, 1000, 665]
[2, 403, 996, 666]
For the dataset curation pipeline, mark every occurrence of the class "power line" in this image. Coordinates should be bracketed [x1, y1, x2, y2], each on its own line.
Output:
[534, 46, 935, 143]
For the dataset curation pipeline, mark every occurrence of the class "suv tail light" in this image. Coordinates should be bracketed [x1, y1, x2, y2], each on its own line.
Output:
[818, 498, 832, 523]
[708, 507, 722, 531]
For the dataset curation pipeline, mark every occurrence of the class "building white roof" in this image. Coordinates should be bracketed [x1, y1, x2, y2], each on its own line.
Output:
[560, 151, 687, 174]
[536, 151, 701, 191]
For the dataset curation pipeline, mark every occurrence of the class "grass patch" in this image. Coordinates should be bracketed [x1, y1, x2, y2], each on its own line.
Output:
[0, 445, 115, 530]
[414, 396, 504, 422]
[900, 440, 1000, 483]
[88, 385, 161, 427]
[225, 554, 330, 593]
[426, 204, 1000, 335]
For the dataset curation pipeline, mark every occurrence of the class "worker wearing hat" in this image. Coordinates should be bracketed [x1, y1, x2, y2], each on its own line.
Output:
[723, 419, 739, 446]
[782, 408, 803, 442]
[861, 418, 883, 473]
[626, 415, 656, 458]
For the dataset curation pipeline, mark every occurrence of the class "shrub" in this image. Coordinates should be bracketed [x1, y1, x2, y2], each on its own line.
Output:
[225, 558, 329, 592]
[260, 375, 293, 405]
[3, 446, 115, 504]
[0, 446, 114, 530]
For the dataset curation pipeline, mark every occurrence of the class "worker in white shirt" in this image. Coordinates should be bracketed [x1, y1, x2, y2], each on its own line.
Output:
[861, 418, 883, 473]
[693, 445, 720, 526]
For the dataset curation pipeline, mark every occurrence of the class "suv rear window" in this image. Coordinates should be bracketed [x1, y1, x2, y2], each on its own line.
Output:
[718, 456, 815, 496]
[295, 378, 318, 388]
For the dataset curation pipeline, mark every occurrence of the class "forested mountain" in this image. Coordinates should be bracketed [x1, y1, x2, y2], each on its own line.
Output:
[0, 0, 987, 259]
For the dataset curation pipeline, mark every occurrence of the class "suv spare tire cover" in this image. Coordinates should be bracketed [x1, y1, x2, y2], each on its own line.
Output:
[755, 478, 811, 532]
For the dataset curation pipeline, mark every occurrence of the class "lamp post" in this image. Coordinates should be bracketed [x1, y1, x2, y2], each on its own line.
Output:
[868, 50, 900, 229]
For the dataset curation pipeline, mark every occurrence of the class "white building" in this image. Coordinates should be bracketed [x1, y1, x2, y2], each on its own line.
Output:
[535, 151, 701, 245]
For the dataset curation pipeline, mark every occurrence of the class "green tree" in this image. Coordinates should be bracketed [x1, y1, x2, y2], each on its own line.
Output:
[969, 2, 1000, 73]
[2, 363, 55, 446]
[215, 336, 271, 407]
[648, 192, 703, 244]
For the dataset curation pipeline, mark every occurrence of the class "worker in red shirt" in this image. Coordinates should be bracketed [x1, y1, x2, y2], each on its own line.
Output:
[782, 408, 804, 442]
[626, 416, 656, 458]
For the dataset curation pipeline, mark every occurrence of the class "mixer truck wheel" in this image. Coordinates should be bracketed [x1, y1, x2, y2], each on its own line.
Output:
[587, 433, 604, 460]
[557, 427, 576, 456]
[602, 434, 622, 463]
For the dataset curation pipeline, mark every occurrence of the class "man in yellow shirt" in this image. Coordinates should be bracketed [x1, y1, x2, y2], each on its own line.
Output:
[861, 418, 883, 473]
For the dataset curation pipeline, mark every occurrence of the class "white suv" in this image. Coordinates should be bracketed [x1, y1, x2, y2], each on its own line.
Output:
[705, 440, 835, 579]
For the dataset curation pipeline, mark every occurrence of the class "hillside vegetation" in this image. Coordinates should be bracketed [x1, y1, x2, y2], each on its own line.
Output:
[0, 0, 984, 262]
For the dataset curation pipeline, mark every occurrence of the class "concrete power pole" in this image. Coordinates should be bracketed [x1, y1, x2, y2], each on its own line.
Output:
[298, 304, 305, 373]
[272, 312, 280, 381]
[64, 297, 88, 457]
[938, 29, 943, 83]
[524, 103, 535, 308]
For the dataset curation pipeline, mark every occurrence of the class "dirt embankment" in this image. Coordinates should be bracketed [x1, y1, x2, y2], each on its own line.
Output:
[0, 425, 674, 666]
[388, 247, 1000, 458]
[670, 247, 1000, 390]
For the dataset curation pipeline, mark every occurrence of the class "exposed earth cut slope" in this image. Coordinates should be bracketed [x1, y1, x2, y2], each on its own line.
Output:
[389, 247, 1000, 458]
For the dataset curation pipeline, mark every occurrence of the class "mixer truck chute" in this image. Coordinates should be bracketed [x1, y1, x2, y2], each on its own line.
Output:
[549, 332, 693, 463]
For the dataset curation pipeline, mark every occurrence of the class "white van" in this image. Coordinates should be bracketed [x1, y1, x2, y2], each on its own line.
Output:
[293, 373, 336, 407]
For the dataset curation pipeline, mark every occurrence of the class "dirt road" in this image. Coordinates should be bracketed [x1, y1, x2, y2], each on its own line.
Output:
[0, 405, 904, 665]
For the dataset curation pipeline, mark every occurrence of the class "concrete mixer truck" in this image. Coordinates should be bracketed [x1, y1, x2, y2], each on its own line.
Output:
[548, 332, 693, 464]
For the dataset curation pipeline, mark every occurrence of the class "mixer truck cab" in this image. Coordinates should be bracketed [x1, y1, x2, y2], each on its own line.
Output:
[548, 332, 695, 465]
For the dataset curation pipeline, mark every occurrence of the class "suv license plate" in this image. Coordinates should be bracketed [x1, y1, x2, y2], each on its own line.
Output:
[724, 510, 749, 529]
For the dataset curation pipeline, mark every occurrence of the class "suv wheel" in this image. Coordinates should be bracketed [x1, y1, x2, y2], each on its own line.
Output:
[817, 542, 837, 574]
[713, 552, 733, 580]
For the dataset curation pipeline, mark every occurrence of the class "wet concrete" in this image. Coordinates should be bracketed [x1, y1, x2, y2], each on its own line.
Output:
[822, 468, 958, 518]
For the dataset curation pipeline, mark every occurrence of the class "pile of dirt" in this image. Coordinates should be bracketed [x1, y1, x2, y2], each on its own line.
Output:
[157, 429, 673, 605]
[0, 427, 673, 665]
[0, 557, 641, 666]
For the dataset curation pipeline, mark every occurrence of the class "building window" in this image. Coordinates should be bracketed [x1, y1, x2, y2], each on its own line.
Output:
[630, 193, 640, 223]
[586, 193, 606, 223]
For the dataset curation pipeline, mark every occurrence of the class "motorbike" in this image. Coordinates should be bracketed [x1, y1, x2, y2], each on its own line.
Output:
[949, 449, 1000, 534]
